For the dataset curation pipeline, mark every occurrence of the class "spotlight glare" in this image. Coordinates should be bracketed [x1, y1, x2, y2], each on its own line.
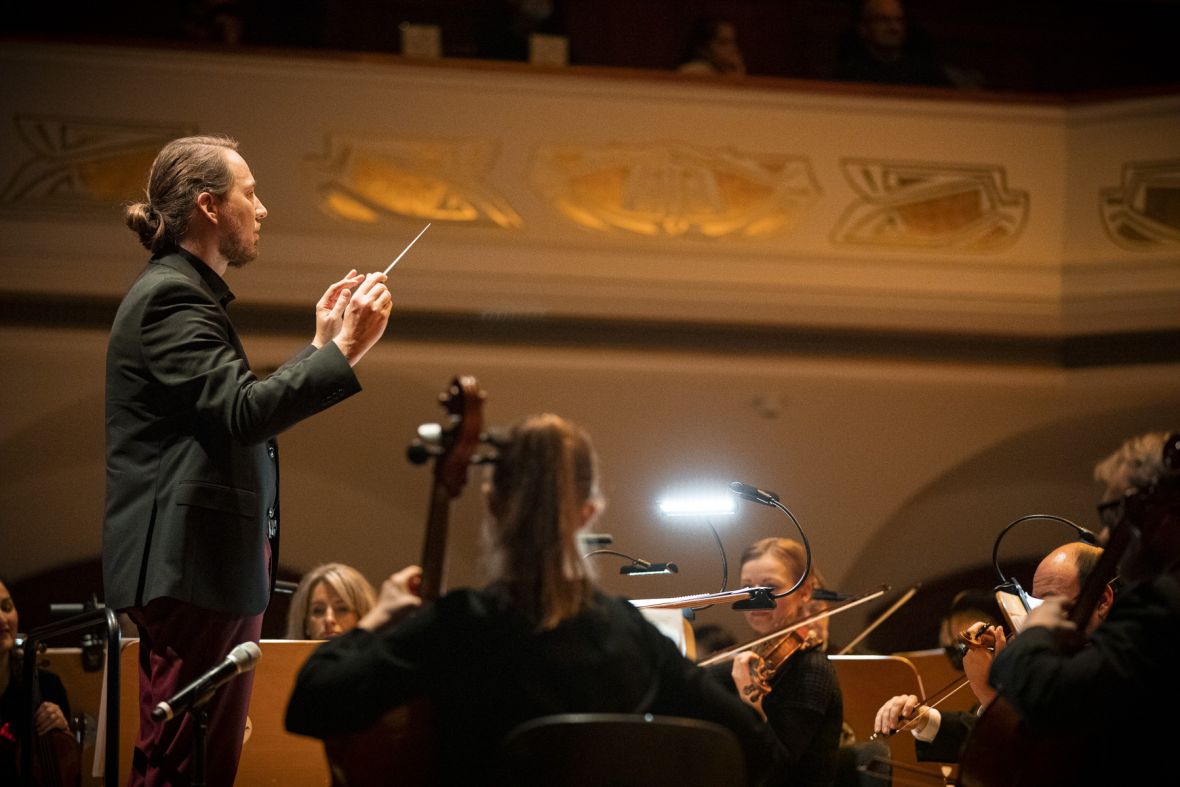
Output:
[657, 493, 736, 517]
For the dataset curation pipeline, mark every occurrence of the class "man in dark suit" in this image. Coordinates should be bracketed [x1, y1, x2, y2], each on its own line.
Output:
[984, 432, 1180, 785]
[104, 134, 392, 786]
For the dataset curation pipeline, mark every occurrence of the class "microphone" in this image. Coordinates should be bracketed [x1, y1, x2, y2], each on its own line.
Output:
[152, 642, 261, 721]
[729, 481, 781, 506]
[620, 561, 679, 576]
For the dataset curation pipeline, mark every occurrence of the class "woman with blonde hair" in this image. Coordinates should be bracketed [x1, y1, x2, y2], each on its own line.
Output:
[721, 537, 844, 787]
[285, 563, 376, 640]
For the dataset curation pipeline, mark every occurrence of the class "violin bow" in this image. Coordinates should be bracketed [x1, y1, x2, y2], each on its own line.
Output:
[836, 582, 920, 655]
[696, 585, 890, 667]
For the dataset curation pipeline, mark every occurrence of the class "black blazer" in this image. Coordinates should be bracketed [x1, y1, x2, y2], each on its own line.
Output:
[103, 249, 361, 616]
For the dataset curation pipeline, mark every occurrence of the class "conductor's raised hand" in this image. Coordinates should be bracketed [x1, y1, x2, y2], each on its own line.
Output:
[332, 271, 393, 366]
[313, 269, 363, 348]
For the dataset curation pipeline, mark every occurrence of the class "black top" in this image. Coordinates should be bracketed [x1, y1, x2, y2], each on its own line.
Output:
[710, 647, 843, 787]
[286, 587, 786, 785]
[0, 667, 71, 782]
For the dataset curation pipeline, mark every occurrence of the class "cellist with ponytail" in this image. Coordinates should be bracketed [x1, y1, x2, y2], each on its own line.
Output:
[285, 413, 786, 786]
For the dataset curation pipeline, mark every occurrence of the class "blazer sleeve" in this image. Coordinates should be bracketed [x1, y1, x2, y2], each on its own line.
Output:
[139, 275, 360, 444]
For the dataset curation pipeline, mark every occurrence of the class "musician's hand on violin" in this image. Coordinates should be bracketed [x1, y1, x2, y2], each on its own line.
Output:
[1022, 597, 1075, 633]
[359, 565, 423, 632]
[731, 651, 770, 720]
[873, 694, 928, 737]
[33, 700, 69, 735]
[962, 626, 1003, 709]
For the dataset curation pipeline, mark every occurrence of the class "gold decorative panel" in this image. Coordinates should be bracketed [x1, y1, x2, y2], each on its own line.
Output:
[307, 135, 522, 229]
[0, 116, 192, 212]
[1101, 160, 1180, 250]
[530, 143, 820, 239]
[833, 160, 1028, 252]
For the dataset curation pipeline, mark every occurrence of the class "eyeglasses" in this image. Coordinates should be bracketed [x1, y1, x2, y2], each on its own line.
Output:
[1096, 498, 1124, 530]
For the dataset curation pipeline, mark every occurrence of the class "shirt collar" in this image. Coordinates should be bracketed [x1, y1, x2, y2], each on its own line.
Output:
[169, 246, 236, 307]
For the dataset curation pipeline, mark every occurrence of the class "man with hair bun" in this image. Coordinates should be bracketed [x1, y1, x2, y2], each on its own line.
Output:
[105, 134, 393, 786]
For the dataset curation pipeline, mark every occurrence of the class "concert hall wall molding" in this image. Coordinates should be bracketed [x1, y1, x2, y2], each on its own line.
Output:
[0, 42, 1177, 341]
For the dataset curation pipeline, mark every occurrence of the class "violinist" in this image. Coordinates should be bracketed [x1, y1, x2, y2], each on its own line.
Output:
[285, 413, 787, 785]
[0, 578, 74, 784]
[983, 430, 1180, 785]
[718, 538, 844, 787]
[872, 540, 1111, 763]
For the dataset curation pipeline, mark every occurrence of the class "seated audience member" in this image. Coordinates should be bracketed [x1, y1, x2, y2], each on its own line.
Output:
[477, 0, 566, 62]
[286, 563, 377, 640]
[0, 578, 75, 783]
[285, 413, 786, 785]
[678, 18, 746, 77]
[836, 0, 951, 87]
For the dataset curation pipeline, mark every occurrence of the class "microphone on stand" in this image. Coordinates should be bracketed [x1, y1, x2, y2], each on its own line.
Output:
[152, 642, 261, 721]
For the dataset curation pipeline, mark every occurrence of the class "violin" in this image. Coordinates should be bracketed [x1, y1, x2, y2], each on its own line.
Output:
[323, 376, 486, 787]
[699, 586, 887, 706]
[751, 628, 822, 680]
[738, 628, 823, 702]
[867, 620, 1007, 743]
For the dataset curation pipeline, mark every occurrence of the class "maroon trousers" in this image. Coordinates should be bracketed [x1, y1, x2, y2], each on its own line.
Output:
[126, 598, 263, 787]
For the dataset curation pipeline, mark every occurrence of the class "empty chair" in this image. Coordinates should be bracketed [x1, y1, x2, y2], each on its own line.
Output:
[500, 713, 747, 787]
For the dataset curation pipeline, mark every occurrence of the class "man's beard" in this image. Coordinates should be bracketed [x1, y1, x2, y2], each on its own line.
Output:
[220, 230, 258, 269]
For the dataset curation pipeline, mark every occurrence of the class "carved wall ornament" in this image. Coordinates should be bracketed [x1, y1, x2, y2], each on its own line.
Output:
[0, 116, 193, 213]
[1100, 159, 1180, 250]
[530, 142, 820, 239]
[306, 135, 523, 229]
[832, 159, 1029, 252]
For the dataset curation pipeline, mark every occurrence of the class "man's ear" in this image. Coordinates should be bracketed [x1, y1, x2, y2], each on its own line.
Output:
[1096, 583, 1115, 621]
[195, 191, 219, 225]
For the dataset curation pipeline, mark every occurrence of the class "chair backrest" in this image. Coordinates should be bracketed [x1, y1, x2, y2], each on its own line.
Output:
[500, 713, 747, 787]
